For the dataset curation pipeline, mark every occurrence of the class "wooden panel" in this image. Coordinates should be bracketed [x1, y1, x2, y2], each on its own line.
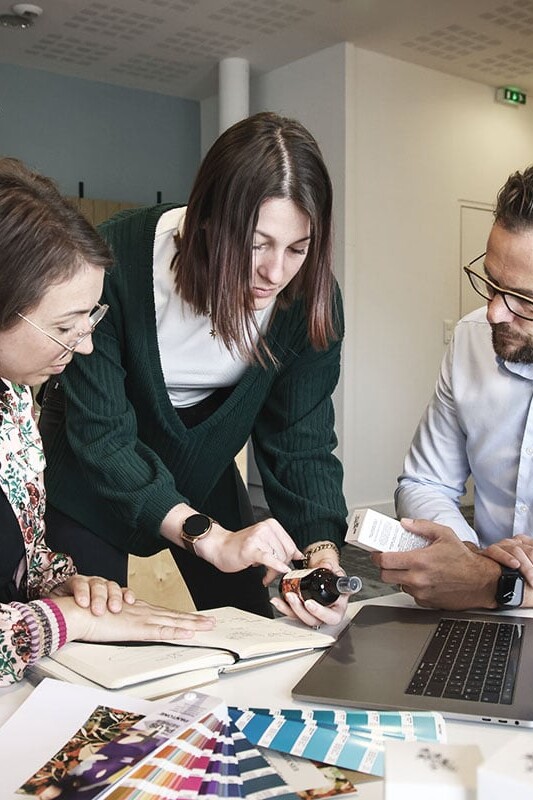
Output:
[92, 199, 111, 226]
[77, 198, 95, 223]
[67, 197, 139, 227]
[104, 200, 122, 221]
[235, 444, 247, 483]
[128, 550, 196, 611]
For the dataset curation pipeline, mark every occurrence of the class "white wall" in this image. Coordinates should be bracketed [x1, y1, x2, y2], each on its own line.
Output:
[345, 47, 533, 514]
[201, 43, 533, 517]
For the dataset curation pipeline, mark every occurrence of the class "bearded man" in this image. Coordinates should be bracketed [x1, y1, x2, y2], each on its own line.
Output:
[374, 166, 533, 610]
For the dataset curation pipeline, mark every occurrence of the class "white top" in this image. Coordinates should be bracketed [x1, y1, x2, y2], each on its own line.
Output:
[153, 207, 274, 408]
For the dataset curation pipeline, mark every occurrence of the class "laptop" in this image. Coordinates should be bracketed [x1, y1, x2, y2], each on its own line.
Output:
[292, 604, 533, 727]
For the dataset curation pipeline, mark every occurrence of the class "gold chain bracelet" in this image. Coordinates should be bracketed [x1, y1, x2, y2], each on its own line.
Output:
[303, 541, 341, 566]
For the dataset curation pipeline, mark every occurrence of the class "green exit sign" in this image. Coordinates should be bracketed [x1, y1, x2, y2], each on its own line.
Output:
[496, 86, 527, 106]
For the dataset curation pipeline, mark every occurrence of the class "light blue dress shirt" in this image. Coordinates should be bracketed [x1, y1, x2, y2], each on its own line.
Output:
[396, 307, 533, 547]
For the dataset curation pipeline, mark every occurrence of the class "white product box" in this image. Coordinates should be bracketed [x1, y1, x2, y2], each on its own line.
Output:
[385, 741, 482, 800]
[477, 736, 533, 799]
[345, 507, 429, 552]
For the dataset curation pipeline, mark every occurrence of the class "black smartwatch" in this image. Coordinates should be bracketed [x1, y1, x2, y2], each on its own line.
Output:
[181, 513, 214, 555]
[495, 566, 524, 608]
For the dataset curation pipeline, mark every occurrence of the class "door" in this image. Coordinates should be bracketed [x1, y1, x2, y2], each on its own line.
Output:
[460, 204, 494, 318]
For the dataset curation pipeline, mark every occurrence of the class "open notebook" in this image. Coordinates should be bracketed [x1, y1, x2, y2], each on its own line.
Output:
[30, 606, 346, 696]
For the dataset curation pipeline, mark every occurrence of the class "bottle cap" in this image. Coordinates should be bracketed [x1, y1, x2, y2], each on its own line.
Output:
[346, 576, 362, 593]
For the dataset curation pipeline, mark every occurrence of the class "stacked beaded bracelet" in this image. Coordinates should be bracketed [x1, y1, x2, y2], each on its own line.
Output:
[41, 598, 68, 650]
[13, 599, 68, 663]
[302, 541, 341, 566]
[12, 602, 42, 664]
[31, 603, 55, 657]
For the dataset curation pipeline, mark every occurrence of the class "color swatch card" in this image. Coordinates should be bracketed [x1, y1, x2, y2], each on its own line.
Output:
[230, 720, 300, 800]
[197, 721, 243, 799]
[16, 682, 445, 796]
[99, 712, 229, 799]
[17, 690, 228, 800]
[249, 706, 446, 742]
[228, 706, 446, 777]
[16, 689, 300, 800]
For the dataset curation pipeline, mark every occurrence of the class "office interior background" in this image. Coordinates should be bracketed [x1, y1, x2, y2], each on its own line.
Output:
[2, 0, 533, 518]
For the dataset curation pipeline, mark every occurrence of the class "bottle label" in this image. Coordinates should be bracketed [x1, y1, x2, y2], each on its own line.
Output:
[279, 568, 315, 603]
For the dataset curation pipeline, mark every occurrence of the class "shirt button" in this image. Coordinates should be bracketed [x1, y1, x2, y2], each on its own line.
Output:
[520, 505, 527, 513]
[527, 448, 533, 456]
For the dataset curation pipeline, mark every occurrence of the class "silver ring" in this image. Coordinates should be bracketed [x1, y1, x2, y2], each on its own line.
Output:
[313, 624, 322, 630]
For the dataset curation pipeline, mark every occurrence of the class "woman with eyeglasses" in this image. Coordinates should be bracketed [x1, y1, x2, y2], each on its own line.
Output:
[39, 112, 349, 628]
[0, 157, 215, 686]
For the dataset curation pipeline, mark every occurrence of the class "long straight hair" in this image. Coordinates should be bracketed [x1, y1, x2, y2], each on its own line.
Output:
[173, 112, 337, 365]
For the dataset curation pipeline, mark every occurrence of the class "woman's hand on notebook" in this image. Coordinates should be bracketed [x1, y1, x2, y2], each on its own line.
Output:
[53, 597, 216, 643]
[49, 574, 136, 616]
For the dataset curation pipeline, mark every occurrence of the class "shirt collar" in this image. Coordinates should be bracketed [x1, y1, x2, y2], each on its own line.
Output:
[497, 355, 533, 381]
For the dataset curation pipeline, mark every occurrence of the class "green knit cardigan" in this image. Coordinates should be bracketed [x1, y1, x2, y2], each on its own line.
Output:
[43, 205, 348, 556]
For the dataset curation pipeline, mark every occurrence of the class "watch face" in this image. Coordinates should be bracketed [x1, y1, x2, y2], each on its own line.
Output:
[183, 513, 212, 538]
[497, 572, 525, 607]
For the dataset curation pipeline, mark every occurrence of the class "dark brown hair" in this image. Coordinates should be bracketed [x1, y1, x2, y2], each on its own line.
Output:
[495, 165, 533, 232]
[173, 111, 336, 364]
[0, 157, 112, 330]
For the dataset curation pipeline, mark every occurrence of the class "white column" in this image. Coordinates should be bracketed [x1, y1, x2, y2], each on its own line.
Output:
[218, 57, 249, 134]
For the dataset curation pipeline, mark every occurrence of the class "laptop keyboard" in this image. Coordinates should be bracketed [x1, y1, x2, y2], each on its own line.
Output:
[406, 618, 522, 705]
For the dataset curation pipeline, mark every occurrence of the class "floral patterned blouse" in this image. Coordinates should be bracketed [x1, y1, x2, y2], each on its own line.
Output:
[0, 379, 75, 685]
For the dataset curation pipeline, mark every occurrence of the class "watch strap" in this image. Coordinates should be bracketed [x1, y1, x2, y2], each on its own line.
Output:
[182, 536, 196, 555]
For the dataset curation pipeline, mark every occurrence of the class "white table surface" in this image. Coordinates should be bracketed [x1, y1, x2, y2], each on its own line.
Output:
[1, 593, 532, 799]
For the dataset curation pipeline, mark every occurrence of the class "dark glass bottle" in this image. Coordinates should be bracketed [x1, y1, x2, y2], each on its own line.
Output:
[279, 567, 362, 607]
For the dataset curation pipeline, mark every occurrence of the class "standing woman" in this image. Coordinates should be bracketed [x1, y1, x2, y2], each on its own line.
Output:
[0, 158, 215, 686]
[41, 112, 349, 627]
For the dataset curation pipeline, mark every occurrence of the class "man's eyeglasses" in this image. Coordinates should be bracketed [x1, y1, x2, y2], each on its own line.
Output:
[17, 302, 109, 360]
[463, 253, 533, 321]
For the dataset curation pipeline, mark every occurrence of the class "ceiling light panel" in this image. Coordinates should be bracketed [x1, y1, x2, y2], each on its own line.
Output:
[403, 25, 500, 61]
[63, 3, 164, 41]
[144, 0, 197, 9]
[468, 48, 533, 74]
[480, 1, 533, 36]
[160, 25, 249, 60]
[112, 53, 193, 81]
[24, 34, 113, 66]
[209, 0, 308, 35]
